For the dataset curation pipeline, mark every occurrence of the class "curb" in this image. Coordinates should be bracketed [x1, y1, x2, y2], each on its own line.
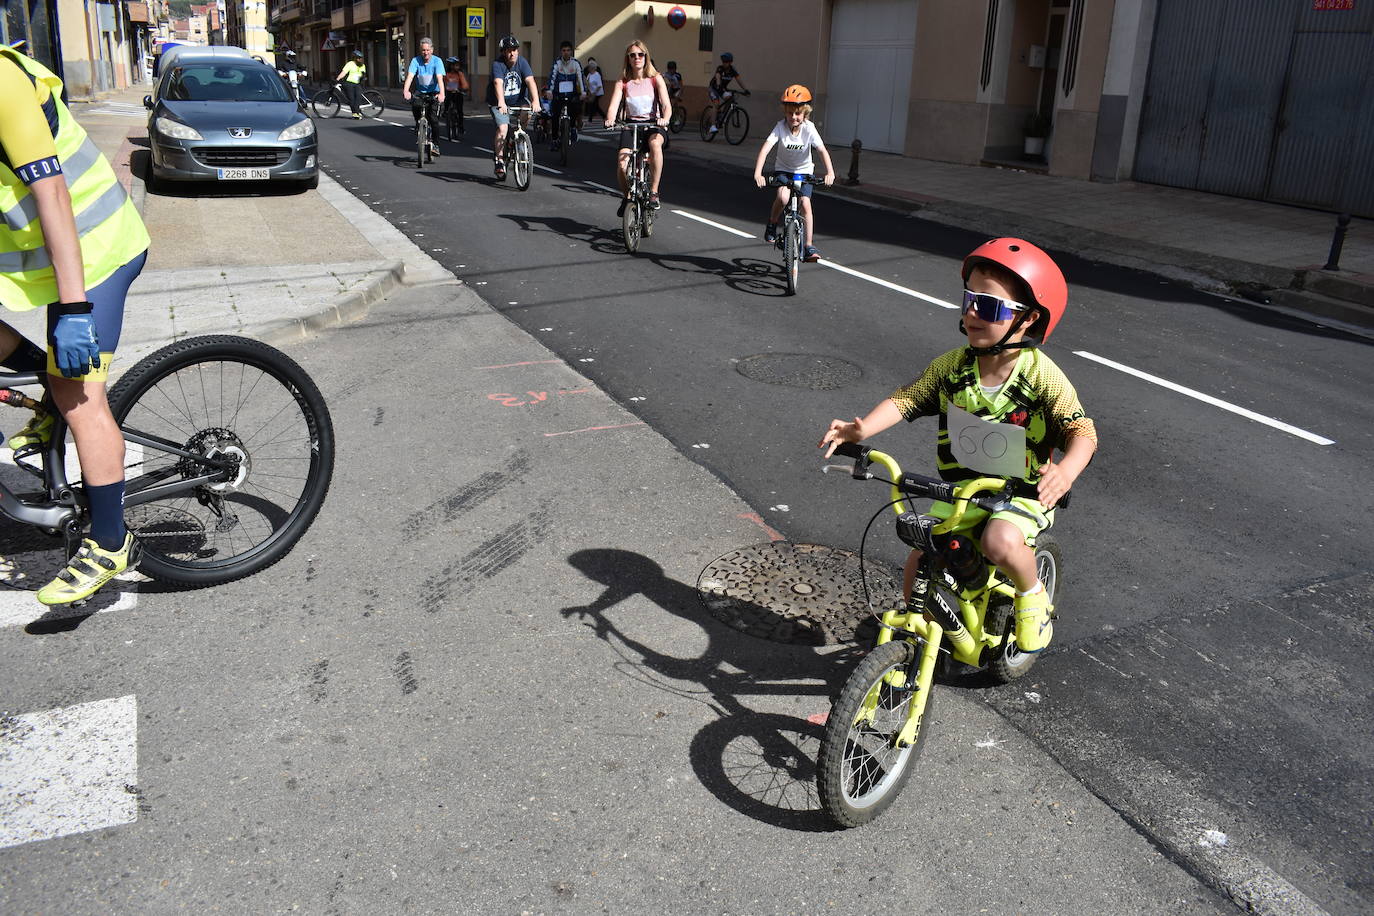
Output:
[258, 259, 407, 348]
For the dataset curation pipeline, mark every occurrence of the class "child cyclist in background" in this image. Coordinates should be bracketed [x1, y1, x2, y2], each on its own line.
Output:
[819, 238, 1097, 653]
[752, 85, 835, 262]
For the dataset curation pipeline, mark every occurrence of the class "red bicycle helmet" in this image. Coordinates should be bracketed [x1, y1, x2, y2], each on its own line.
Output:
[962, 237, 1067, 344]
[781, 84, 812, 104]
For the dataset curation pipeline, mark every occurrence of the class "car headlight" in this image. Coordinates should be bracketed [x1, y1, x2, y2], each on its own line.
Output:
[154, 116, 203, 141]
[278, 119, 315, 141]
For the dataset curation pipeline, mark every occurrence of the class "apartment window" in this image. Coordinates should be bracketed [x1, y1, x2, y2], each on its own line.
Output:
[522, 0, 533, 28]
[699, 0, 714, 52]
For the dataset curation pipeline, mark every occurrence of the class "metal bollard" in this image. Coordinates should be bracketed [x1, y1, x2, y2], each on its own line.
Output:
[1322, 212, 1352, 271]
[846, 138, 862, 186]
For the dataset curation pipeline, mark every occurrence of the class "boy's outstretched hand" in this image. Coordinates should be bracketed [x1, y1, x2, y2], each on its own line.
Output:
[819, 417, 865, 459]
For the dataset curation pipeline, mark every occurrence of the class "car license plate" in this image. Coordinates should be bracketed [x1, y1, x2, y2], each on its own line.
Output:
[216, 167, 269, 180]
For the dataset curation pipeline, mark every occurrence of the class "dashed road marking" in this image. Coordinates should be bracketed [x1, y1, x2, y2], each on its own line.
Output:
[0, 695, 139, 849]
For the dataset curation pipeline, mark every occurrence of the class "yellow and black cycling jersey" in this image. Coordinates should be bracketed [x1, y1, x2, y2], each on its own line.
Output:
[891, 346, 1097, 485]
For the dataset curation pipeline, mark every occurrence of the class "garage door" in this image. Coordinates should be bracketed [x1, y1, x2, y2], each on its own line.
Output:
[825, 0, 916, 153]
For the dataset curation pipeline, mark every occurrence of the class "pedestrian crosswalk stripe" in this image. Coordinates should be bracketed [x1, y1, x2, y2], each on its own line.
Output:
[0, 695, 139, 849]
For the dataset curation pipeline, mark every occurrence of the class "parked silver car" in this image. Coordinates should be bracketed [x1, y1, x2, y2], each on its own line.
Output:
[143, 52, 319, 190]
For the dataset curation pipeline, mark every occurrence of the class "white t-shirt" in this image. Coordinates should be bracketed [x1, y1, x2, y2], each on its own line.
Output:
[770, 120, 823, 175]
[587, 70, 604, 97]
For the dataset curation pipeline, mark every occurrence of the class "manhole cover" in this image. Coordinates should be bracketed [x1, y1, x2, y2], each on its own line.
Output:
[735, 354, 863, 391]
[696, 542, 902, 645]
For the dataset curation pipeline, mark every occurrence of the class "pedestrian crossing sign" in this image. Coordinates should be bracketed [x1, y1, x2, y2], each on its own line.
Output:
[465, 7, 486, 37]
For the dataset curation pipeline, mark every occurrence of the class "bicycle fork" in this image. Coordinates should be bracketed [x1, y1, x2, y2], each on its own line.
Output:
[871, 610, 942, 747]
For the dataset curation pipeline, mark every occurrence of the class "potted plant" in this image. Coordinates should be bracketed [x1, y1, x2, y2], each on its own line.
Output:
[1023, 112, 1051, 157]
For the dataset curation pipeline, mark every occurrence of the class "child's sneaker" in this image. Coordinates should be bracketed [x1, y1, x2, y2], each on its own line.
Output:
[1014, 587, 1054, 653]
[803, 245, 821, 262]
[36, 533, 140, 606]
[708, 124, 718, 134]
[764, 223, 778, 243]
[8, 412, 53, 456]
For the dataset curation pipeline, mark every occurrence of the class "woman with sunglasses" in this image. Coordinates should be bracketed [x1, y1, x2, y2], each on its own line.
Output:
[602, 40, 671, 215]
[819, 238, 1098, 655]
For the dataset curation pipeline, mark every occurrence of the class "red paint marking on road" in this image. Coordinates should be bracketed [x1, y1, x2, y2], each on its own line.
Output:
[543, 421, 647, 438]
[806, 711, 828, 726]
[738, 512, 784, 542]
[477, 359, 562, 369]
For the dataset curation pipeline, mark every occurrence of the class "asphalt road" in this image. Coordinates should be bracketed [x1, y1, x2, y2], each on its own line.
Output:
[313, 110, 1374, 915]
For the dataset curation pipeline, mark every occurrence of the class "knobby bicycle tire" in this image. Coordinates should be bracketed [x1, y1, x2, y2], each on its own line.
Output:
[513, 131, 532, 190]
[623, 196, 642, 253]
[360, 90, 384, 117]
[107, 335, 334, 587]
[311, 89, 340, 119]
[699, 104, 717, 141]
[447, 103, 460, 141]
[559, 115, 570, 166]
[784, 218, 801, 295]
[816, 640, 931, 827]
[417, 119, 428, 168]
[669, 104, 685, 134]
[726, 105, 750, 145]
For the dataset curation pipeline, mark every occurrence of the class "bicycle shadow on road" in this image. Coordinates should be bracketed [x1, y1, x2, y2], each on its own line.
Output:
[500, 213, 789, 297]
[560, 547, 860, 831]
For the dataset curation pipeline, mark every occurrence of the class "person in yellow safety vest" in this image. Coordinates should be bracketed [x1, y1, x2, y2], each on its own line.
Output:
[0, 44, 150, 605]
[335, 49, 367, 119]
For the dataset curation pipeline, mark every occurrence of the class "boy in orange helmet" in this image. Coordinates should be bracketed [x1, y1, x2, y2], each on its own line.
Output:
[752, 85, 834, 261]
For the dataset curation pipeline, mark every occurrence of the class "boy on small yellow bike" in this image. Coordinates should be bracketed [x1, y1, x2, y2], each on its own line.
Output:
[819, 238, 1097, 653]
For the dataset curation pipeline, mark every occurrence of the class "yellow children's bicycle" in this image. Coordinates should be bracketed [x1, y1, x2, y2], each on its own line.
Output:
[815, 442, 1065, 827]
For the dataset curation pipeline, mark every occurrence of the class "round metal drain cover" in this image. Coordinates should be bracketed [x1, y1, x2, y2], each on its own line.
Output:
[735, 354, 863, 391]
[697, 542, 902, 646]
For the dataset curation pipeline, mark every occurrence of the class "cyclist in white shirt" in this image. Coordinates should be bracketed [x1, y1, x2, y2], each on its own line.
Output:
[752, 84, 835, 261]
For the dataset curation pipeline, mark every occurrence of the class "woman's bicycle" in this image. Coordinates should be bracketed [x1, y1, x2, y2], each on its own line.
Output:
[699, 90, 751, 145]
[768, 173, 814, 296]
[814, 443, 1065, 828]
[497, 106, 534, 191]
[310, 83, 385, 118]
[0, 335, 334, 594]
[611, 121, 657, 254]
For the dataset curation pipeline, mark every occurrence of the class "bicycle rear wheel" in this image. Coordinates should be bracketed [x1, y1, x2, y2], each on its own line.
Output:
[784, 218, 801, 295]
[699, 104, 717, 141]
[986, 535, 1062, 683]
[816, 640, 930, 828]
[108, 335, 334, 587]
[726, 105, 750, 145]
[311, 89, 340, 119]
[513, 131, 532, 190]
[360, 90, 384, 117]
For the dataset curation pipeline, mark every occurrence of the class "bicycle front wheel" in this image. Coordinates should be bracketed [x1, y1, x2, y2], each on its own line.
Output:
[558, 116, 570, 166]
[623, 198, 642, 253]
[669, 104, 685, 134]
[417, 121, 427, 168]
[699, 104, 717, 141]
[108, 335, 335, 587]
[726, 105, 750, 145]
[784, 219, 801, 295]
[311, 89, 340, 119]
[816, 640, 930, 828]
[360, 90, 384, 117]
[513, 131, 532, 190]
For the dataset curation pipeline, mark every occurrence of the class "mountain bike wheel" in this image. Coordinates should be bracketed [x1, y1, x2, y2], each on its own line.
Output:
[559, 116, 570, 166]
[725, 105, 750, 145]
[699, 104, 717, 141]
[817, 640, 930, 828]
[417, 120, 427, 168]
[447, 103, 460, 141]
[311, 89, 340, 119]
[623, 197, 642, 253]
[986, 535, 1062, 683]
[513, 131, 532, 190]
[107, 335, 334, 587]
[643, 195, 655, 238]
[784, 218, 801, 295]
[360, 90, 384, 117]
[669, 103, 685, 134]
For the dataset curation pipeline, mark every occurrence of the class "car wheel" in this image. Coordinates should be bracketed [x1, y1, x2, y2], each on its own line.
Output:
[143, 160, 162, 195]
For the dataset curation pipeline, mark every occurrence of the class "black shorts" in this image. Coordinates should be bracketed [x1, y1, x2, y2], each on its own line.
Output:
[618, 122, 666, 152]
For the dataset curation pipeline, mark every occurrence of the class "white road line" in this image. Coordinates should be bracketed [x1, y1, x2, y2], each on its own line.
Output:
[534, 163, 562, 175]
[1074, 350, 1335, 445]
[474, 146, 494, 153]
[671, 209, 755, 239]
[0, 695, 139, 849]
[387, 121, 407, 128]
[818, 260, 958, 308]
[584, 181, 620, 195]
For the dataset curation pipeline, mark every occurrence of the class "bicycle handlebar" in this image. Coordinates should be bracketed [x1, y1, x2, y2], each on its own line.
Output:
[828, 442, 1070, 513]
[767, 174, 816, 188]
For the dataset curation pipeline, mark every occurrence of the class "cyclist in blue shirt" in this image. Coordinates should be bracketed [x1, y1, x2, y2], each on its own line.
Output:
[487, 35, 539, 180]
[403, 37, 445, 160]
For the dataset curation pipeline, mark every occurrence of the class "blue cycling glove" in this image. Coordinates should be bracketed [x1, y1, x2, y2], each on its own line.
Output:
[50, 308, 102, 378]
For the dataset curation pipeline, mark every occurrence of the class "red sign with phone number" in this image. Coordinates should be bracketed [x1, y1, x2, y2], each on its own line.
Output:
[1313, 0, 1353, 9]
